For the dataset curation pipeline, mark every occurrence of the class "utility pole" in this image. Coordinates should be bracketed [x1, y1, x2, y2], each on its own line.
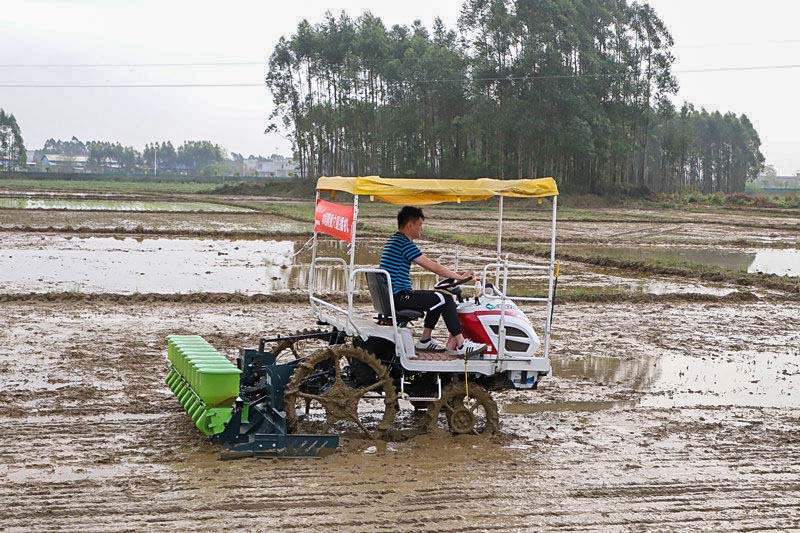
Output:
[153, 144, 158, 175]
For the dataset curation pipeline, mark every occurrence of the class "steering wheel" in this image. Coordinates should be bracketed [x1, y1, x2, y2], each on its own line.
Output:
[434, 276, 473, 291]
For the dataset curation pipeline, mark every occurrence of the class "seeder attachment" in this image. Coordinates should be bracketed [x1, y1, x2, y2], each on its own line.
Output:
[165, 335, 241, 435]
[165, 333, 340, 458]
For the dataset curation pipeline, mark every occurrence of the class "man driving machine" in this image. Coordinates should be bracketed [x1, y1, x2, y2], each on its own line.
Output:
[379, 206, 487, 358]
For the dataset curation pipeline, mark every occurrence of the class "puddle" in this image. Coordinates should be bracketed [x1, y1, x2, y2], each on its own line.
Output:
[0, 197, 252, 212]
[551, 351, 800, 409]
[0, 234, 539, 295]
[566, 245, 799, 277]
[0, 233, 757, 296]
[748, 249, 799, 276]
[503, 400, 637, 413]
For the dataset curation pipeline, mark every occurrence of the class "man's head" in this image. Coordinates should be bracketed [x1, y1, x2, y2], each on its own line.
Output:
[397, 206, 425, 239]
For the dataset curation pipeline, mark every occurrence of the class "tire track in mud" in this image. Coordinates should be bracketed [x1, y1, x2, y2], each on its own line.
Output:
[2, 302, 799, 531]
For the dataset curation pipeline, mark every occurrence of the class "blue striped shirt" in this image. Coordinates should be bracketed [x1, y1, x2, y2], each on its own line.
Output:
[379, 231, 422, 294]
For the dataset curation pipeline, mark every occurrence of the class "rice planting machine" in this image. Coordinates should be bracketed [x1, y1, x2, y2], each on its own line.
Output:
[166, 176, 560, 458]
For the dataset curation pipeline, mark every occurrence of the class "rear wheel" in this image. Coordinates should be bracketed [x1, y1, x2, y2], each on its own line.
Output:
[284, 346, 397, 439]
[426, 381, 499, 435]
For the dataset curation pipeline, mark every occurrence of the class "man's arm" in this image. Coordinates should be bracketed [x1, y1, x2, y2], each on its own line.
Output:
[414, 255, 473, 280]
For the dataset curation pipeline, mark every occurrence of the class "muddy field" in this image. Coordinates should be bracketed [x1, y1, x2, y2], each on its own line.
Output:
[1, 188, 798, 531]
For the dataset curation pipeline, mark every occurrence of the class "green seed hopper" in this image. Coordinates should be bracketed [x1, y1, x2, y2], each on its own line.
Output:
[165, 334, 339, 457]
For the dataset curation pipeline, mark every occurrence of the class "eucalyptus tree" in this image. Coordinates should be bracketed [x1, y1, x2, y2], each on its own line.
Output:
[266, 1, 764, 194]
[0, 108, 26, 169]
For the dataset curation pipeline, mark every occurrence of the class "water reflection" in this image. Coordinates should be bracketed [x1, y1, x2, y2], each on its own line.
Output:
[748, 249, 799, 277]
[567, 245, 799, 277]
[551, 351, 800, 409]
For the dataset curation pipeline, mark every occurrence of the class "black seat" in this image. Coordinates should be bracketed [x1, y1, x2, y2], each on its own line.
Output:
[365, 271, 424, 326]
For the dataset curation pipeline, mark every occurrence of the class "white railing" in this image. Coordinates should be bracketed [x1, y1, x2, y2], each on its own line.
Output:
[308, 256, 352, 327]
[349, 267, 406, 359]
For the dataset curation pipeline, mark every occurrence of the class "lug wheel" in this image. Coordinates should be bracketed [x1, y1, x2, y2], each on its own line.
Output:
[284, 346, 397, 439]
[427, 381, 499, 435]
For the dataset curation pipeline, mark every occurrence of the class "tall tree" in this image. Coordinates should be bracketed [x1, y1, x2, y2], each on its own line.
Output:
[0, 109, 26, 169]
[266, 2, 764, 194]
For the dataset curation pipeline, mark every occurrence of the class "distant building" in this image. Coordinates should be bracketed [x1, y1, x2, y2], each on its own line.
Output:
[40, 154, 90, 173]
[25, 149, 42, 169]
[94, 157, 121, 172]
[241, 154, 298, 177]
[757, 172, 800, 188]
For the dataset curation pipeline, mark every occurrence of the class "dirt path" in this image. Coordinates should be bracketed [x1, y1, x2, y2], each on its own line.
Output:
[2, 301, 798, 531]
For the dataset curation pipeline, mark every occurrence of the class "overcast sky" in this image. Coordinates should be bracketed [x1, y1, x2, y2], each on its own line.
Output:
[1, 0, 798, 174]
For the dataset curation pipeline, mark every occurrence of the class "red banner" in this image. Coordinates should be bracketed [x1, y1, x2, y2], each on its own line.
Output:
[314, 198, 355, 242]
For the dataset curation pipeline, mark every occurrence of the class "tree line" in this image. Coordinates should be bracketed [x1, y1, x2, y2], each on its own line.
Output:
[266, 1, 765, 193]
[40, 137, 226, 173]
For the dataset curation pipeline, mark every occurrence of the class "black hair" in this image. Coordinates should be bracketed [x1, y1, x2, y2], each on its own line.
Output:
[397, 206, 425, 228]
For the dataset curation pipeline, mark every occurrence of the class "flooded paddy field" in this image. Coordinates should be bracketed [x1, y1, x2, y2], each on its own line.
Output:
[0, 190, 798, 530]
[1, 300, 798, 531]
[0, 232, 758, 297]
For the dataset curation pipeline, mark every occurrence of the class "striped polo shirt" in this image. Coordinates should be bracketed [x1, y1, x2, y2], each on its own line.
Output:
[379, 231, 422, 294]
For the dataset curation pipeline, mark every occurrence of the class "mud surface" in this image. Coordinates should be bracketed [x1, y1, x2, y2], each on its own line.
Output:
[0, 208, 307, 234]
[1, 193, 799, 530]
[2, 300, 799, 531]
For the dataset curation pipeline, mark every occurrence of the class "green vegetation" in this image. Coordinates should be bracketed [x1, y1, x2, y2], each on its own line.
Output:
[0, 108, 26, 169]
[211, 178, 318, 198]
[267, 2, 764, 194]
[655, 192, 800, 209]
[0, 178, 218, 194]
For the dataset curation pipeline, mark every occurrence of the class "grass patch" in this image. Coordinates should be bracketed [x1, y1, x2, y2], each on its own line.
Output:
[654, 191, 800, 210]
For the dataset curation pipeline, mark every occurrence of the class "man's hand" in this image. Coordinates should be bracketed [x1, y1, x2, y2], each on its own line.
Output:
[456, 270, 474, 280]
[414, 256, 474, 281]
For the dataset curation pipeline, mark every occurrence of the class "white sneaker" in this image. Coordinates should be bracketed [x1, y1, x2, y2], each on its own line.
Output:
[414, 338, 446, 352]
[446, 339, 487, 358]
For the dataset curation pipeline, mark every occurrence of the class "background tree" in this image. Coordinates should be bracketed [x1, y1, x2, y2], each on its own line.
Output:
[266, 1, 764, 194]
[0, 108, 26, 169]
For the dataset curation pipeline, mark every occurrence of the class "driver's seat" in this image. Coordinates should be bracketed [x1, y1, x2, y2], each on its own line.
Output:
[364, 272, 423, 327]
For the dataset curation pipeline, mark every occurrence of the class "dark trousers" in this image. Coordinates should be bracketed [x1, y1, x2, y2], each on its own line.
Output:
[395, 290, 462, 336]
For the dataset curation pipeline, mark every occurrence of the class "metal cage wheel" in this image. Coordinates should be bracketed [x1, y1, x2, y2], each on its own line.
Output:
[426, 381, 499, 435]
[284, 346, 397, 439]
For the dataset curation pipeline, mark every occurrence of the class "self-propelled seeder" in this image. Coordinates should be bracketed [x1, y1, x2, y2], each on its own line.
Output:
[165, 176, 560, 457]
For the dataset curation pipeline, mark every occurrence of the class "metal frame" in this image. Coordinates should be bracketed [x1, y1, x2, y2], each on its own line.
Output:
[308, 189, 559, 364]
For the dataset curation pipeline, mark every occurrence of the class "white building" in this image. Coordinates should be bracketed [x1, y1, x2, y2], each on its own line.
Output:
[241, 154, 298, 177]
[40, 154, 90, 173]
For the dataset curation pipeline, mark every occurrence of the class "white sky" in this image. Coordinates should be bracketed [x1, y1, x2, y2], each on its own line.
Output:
[1, 0, 798, 174]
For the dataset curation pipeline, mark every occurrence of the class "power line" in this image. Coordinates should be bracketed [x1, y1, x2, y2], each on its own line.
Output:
[1, 63, 799, 88]
[1, 37, 800, 69]
[0, 61, 263, 68]
[0, 82, 263, 88]
[677, 38, 800, 49]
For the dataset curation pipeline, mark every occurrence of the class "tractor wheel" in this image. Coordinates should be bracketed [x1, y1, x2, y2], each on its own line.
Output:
[272, 328, 339, 362]
[426, 381, 499, 435]
[284, 346, 397, 439]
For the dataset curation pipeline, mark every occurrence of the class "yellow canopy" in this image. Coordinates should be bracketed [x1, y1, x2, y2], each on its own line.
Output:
[316, 176, 558, 205]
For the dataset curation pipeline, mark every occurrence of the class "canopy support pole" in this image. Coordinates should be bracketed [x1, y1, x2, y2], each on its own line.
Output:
[543, 196, 558, 359]
[495, 196, 504, 287]
[309, 190, 320, 308]
[347, 195, 360, 317]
